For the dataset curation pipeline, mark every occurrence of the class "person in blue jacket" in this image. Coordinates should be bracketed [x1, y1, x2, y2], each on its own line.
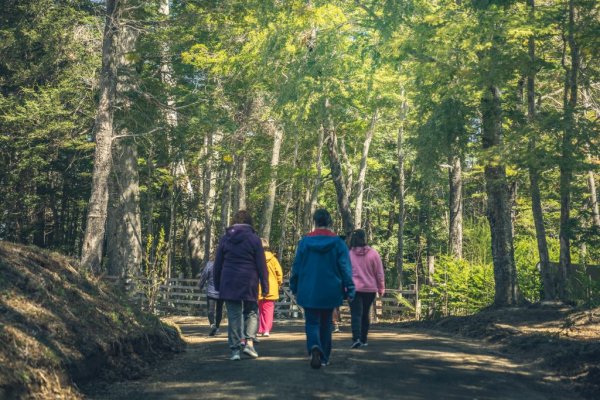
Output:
[214, 210, 269, 361]
[290, 208, 355, 369]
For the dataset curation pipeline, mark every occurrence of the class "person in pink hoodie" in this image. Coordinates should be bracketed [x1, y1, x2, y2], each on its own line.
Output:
[348, 229, 385, 348]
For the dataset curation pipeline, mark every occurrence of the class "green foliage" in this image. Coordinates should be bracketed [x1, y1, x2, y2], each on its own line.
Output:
[420, 256, 495, 317]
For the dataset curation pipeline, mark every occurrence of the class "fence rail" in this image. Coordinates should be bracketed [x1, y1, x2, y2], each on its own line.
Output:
[103, 276, 418, 319]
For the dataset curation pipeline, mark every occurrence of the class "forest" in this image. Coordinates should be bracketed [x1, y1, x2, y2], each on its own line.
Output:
[1, 0, 599, 315]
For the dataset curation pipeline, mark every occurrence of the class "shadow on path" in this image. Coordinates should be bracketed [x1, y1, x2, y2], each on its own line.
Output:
[88, 318, 577, 400]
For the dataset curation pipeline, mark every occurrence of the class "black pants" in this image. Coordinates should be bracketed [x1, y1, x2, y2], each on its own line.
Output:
[207, 296, 224, 328]
[349, 292, 376, 343]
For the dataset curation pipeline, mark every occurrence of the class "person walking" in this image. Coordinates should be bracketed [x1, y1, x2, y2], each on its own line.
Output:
[290, 209, 355, 369]
[258, 238, 284, 337]
[348, 229, 385, 349]
[197, 258, 223, 336]
[214, 210, 269, 361]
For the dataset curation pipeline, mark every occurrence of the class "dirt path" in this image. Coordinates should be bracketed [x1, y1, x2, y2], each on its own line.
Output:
[88, 317, 578, 400]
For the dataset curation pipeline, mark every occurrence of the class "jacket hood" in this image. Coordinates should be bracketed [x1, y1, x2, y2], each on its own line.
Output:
[225, 224, 256, 244]
[265, 251, 274, 262]
[303, 235, 340, 253]
[351, 246, 371, 256]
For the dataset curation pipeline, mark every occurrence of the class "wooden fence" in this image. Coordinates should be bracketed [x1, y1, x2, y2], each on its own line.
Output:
[104, 276, 418, 320]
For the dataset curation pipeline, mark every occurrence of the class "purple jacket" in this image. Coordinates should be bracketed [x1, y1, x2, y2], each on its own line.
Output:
[213, 224, 269, 301]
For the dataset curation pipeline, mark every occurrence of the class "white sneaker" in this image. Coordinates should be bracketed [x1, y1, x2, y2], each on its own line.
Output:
[243, 345, 259, 358]
[230, 350, 241, 361]
[263, 332, 270, 337]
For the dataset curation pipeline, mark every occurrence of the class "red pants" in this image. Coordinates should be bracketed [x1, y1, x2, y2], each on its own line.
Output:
[258, 300, 275, 334]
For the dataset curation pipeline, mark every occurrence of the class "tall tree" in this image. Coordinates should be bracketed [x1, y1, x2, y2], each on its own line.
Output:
[81, 0, 123, 272]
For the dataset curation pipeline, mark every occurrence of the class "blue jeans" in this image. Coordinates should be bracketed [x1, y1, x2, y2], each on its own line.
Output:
[225, 300, 258, 350]
[303, 308, 334, 364]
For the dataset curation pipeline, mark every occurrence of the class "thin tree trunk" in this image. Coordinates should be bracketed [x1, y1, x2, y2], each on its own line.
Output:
[355, 108, 378, 228]
[448, 154, 463, 259]
[340, 137, 354, 198]
[589, 167, 600, 228]
[559, 0, 579, 297]
[278, 131, 300, 261]
[324, 99, 354, 236]
[203, 131, 218, 264]
[396, 97, 407, 289]
[481, 86, 519, 307]
[304, 126, 324, 231]
[260, 121, 284, 241]
[526, 0, 554, 300]
[220, 161, 233, 236]
[81, 0, 121, 273]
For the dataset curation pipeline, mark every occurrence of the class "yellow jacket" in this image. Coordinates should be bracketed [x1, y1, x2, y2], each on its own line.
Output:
[259, 251, 283, 301]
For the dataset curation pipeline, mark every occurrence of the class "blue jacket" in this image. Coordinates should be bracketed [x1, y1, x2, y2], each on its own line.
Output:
[213, 224, 269, 301]
[290, 231, 355, 309]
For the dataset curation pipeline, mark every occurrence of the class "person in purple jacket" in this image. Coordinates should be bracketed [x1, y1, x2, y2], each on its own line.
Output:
[213, 210, 269, 361]
[348, 229, 385, 349]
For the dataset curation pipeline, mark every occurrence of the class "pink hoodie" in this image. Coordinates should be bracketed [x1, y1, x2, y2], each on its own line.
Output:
[349, 246, 385, 295]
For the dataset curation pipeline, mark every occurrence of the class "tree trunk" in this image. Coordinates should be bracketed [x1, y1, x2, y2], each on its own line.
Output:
[203, 131, 218, 263]
[559, 0, 579, 297]
[340, 137, 354, 198]
[105, 12, 142, 279]
[81, 0, 121, 273]
[448, 154, 463, 259]
[481, 86, 519, 307]
[233, 152, 247, 213]
[304, 126, 324, 231]
[220, 160, 233, 237]
[396, 97, 407, 289]
[278, 131, 299, 261]
[324, 99, 354, 236]
[354, 108, 378, 228]
[260, 120, 284, 241]
[106, 141, 143, 277]
[589, 168, 600, 228]
[526, 0, 554, 300]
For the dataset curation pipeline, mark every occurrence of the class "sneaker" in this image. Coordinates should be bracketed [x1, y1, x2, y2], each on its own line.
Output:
[253, 337, 260, 344]
[310, 345, 322, 369]
[350, 340, 362, 349]
[333, 326, 341, 333]
[361, 342, 368, 347]
[263, 332, 270, 337]
[230, 350, 241, 361]
[243, 345, 259, 358]
[321, 362, 329, 367]
[209, 325, 218, 336]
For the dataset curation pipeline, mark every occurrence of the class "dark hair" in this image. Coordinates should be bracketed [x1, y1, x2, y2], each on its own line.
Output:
[313, 208, 332, 228]
[350, 229, 367, 248]
[232, 210, 253, 226]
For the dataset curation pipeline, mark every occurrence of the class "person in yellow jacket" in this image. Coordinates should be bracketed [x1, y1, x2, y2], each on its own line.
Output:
[258, 238, 283, 336]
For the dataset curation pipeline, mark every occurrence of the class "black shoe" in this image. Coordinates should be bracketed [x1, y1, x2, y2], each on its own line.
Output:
[350, 340, 362, 349]
[310, 346, 322, 369]
[209, 325, 218, 336]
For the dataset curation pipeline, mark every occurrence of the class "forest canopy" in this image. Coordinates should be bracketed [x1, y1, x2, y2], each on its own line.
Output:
[0, 0, 598, 313]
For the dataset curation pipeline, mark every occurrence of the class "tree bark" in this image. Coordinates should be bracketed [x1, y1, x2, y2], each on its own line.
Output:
[324, 99, 354, 236]
[278, 131, 299, 261]
[558, 0, 579, 297]
[354, 108, 378, 228]
[260, 120, 284, 241]
[481, 86, 519, 307]
[396, 97, 407, 289]
[220, 160, 233, 237]
[589, 167, 600, 228]
[304, 126, 324, 232]
[81, 0, 121, 273]
[203, 131, 218, 264]
[526, 0, 554, 300]
[448, 154, 463, 259]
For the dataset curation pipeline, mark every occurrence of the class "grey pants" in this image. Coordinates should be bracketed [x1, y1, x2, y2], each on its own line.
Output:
[225, 300, 258, 350]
